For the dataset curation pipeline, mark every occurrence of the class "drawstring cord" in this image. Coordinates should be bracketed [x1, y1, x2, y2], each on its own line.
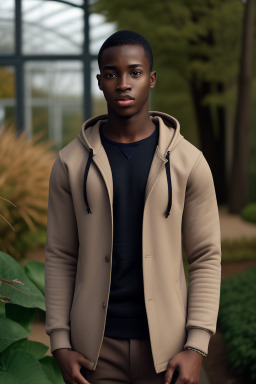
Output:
[83, 147, 172, 218]
[165, 150, 172, 218]
[84, 148, 93, 214]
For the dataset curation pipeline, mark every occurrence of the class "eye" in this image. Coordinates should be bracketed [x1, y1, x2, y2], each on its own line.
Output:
[104, 73, 117, 79]
[131, 70, 142, 77]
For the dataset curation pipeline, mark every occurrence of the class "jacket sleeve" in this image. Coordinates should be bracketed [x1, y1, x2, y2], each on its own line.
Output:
[45, 153, 79, 354]
[181, 152, 221, 355]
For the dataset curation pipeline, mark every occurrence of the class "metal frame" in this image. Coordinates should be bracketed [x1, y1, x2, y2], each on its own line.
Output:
[0, 0, 96, 135]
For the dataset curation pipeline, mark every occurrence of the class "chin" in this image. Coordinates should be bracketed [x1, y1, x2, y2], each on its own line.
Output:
[115, 107, 141, 119]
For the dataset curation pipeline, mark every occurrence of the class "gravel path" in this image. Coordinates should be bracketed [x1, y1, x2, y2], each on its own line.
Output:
[219, 204, 256, 239]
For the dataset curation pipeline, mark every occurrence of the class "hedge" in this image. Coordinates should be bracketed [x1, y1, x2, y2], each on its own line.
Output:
[218, 267, 256, 383]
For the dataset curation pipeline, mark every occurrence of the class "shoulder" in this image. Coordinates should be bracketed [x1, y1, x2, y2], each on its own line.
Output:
[176, 137, 214, 188]
[58, 137, 84, 164]
[49, 137, 85, 181]
[180, 137, 202, 165]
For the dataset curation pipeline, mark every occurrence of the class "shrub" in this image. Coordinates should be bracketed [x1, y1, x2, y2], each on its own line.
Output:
[240, 203, 256, 225]
[0, 126, 56, 260]
[218, 267, 256, 383]
[0, 250, 65, 383]
[221, 237, 256, 262]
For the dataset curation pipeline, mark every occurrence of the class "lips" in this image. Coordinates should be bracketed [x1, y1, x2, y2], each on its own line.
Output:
[115, 96, 135, 106]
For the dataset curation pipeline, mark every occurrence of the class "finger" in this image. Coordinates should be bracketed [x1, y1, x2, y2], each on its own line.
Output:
[79, 366, 92, 384]
[164, 366, 176, 384]
[73, 370, 90, 384]
[175, 376, 183, 384]
[77, 376, 91, 384]
[170, 369, 180, 384]
[68, 362, 90, 384]
[78, 355, 93, 370]
[175, 372, 188, 384]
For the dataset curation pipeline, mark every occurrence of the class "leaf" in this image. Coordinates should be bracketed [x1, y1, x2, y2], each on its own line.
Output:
[0, 372, 19, 384]
[0, 349, 51, 384]
[5, 304, 36, 333]
[0, 251, 45, 310]
[24, 261, 45, 295]
[40, 356, 65, 384]
[3, 339, 49, 360]
[0, 317, 29, 353]
[0, 301, 5, 316]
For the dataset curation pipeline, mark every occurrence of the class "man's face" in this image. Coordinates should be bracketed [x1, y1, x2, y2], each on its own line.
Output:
[97, 45, 156, 118]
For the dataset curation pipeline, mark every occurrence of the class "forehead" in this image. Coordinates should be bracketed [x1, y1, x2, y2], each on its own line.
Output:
[100, 45, 149, 69]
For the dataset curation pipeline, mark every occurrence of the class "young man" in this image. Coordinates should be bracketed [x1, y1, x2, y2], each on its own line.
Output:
[45, 30, 221, 384]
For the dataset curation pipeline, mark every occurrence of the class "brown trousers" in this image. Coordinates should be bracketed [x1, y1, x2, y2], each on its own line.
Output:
[80, 336, 167, 384]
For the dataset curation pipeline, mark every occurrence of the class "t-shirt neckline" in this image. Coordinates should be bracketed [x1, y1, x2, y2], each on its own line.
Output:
[100, 123, 158, 146]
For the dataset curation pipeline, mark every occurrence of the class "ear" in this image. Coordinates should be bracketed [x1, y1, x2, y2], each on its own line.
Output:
[150, 71, 157, 88]
[96, 74, 102, 90]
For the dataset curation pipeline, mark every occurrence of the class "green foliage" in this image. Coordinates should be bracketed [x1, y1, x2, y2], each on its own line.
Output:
[40, 356, 67, 384]
[0, 251, 45, 310]
[24, 261, 45, 295]
[92, 0, 256, 204]
[5, 304, 36, 333]
[0, 317, 30, 353]
[0, 349, 51, 384]
[221, 237, 256, 262]
[240, 203, 256, 224]
[218, 267, 256, 382]
[0, 252, 65, 383]
[93, 0, 244, 108]
[4, 339, 49, 360]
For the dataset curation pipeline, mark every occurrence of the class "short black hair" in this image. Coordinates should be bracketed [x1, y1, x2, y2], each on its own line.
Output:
[98, 30, 153, 71]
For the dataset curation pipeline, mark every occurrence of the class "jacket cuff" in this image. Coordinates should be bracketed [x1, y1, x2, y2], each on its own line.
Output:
[50, 330, 72, 354]
[184, 328, 212, 355]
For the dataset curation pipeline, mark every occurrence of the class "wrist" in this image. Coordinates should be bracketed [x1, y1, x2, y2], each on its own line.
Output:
[184, 346, 207, 358]
[52, 348, 71, 356]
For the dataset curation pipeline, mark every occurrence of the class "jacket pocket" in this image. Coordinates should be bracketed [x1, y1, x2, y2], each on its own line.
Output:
[175, 282, 186, 318]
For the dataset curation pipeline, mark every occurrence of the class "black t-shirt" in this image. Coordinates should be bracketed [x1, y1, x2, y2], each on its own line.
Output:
[100, 121, 159, 339]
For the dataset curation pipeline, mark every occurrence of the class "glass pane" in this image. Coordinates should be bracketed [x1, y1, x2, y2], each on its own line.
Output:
[22, 0, 84, 54]
[89, 13, 115, 56]
[24, 61, 83, 149]
[0, 66, 16, 127]
[91, 60, 107, 116]
[69, 0, 84, 5]
[0, 0, 15, 54]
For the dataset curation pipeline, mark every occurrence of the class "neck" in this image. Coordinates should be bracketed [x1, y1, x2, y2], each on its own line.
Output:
[102, 106, 156, 143]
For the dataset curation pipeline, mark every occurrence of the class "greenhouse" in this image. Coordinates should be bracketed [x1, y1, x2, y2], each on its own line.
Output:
[0, 0, 114, 148]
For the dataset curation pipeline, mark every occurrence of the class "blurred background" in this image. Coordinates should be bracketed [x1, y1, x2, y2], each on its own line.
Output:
[0, 1, 255, 384]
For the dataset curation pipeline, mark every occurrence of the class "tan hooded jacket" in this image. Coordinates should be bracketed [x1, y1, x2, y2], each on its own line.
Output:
[45, 111, 221, 374]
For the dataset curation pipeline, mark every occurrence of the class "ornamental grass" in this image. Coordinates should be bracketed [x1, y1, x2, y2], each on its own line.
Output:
[0, 125, 56, 260]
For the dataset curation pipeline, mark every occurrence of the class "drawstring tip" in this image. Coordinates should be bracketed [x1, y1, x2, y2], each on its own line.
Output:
[87, 207, 92, 214]
[165, 209, 171, 218]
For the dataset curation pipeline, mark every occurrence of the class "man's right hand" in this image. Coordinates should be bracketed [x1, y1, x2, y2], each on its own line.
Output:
[52, 348, 92, 384]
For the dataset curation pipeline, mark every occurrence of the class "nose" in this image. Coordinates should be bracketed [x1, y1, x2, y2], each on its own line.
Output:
[116, 74, 131, 91]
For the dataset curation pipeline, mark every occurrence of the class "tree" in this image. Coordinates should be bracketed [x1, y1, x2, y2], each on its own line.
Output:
[229, 0, 255, 213]
[93, 0, 250, 206]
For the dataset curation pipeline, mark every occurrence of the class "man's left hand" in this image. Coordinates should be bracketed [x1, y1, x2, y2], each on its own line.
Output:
[164, 349, 204, 384]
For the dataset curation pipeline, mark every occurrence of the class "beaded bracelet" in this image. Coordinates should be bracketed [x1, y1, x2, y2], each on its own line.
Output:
[184, 347, 207, 357]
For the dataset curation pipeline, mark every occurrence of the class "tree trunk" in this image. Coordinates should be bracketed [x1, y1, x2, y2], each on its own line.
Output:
[229, 0, 254, 213]
[189, 80, 227, 204]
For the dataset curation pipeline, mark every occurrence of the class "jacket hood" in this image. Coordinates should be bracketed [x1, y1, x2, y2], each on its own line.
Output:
[78, 111, 183, 156]
[77, 111, 184, 218]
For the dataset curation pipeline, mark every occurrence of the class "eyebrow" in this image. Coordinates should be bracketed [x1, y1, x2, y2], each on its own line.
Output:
[102, 64, 143, 70]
